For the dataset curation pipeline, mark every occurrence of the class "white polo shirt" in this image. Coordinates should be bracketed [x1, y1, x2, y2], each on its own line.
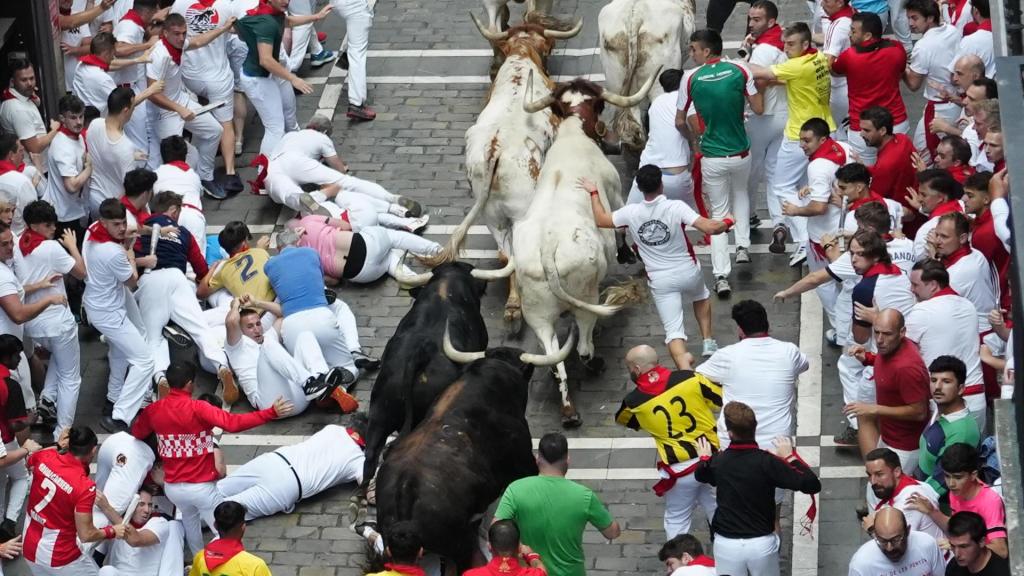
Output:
[112, 17, 148, 89]
[749, 38, 787, 115]
[611, 195, 701, 276]
[0, 261, 25, 340]
[696, 336, 809, 449]
[865, 476, 946, 543]
[909, 24, 961, 102]
[0, 169, 39, 235]
[61, 0, 90, 92]
[154, 162, 204, 209]
[224, 331, 265, 407]
[852, 266, 916, 326]
[906, 290, 984, 385]
[146, 38, 193, 118]
[822, 12, 852, 92]
[171, 0, 234, 86]
[14, 240, 76, 338]
[277, 424, 365, 496]
[946, 248, 998, 332]
[43, 130, 88, 223]
[842, 198, 904, 238]
[848, 530, 944, 576]
[73, 60, 118, 115]
[85, 117, 141, 211]
[639, 91, 690, 169]
[271, 129, 337, 161]
[100, 0, 132, 26]
[805, 140, 851, 243]
[955, 29, 996, 77]
[82, 235, 133, 324]
[106, 516, 171, 576]
[0, 90, 46, 143]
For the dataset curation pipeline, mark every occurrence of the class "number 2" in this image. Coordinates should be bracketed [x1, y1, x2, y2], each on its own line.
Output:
[235, 254, 257, 282]
[653, 396, 698, 439]
[32, 478, 57, 517]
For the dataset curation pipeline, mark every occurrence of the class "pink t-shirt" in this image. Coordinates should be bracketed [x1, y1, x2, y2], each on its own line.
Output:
[294, 216, 339, 277]
[950, 484, 1007, 541]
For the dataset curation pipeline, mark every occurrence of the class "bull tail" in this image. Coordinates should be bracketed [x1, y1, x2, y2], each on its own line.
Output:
[541, 241, 643, 317]
[420, 154, 499, 267]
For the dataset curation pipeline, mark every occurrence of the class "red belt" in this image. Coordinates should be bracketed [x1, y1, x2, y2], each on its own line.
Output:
[710, 149, 750, 159]
[964, 384, 985, 396]
[183, 203, 201, 211]
[652, 460, 701, 496]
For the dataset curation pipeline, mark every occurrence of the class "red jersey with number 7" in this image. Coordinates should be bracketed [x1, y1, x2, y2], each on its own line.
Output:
[23, 449, 96, 567]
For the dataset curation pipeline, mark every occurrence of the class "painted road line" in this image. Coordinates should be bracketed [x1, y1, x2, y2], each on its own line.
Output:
[362, 42, 743, 58]
[318, 83, 345, 119]
[792, 291, 824, 576]
[423, 222, 776, 235]
[328, 70, 607, 83]
[455, 244, 801, 260]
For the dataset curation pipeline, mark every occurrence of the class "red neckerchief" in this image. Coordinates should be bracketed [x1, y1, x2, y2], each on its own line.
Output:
[246, 0, 284, 16]
[0, 89, 15, 101]
[203, 537, 246, 571]
[753, 25, 785, 51]
[942, 244, 973, 267]
[58, 125, 82, 140]
[948, 0, 970, 25]
[863, 262, 902, 277]
[933, 286, 959, 298]
[194, 0, 217, 6]
[120, 9, 146, 28]
[167, 160, 191, 172]
[120, 196, 151, 224]
[947, 164, 975, 184]
[973, 208, 992, 231]
[874, 474, 920, 510]
[0, 160, 25, 175]
[636, 365, 672, 396]
[854, 38, 892, 53]
[247, 154, 270, 194]
[78, 54, 110, 72]
[810, 138, 847, 165]
[976, 19, 993, 32]
[689, 556, 716, 568]
[129, 518, 147, 529]
[18, 229, 47, 257]
[86, 220, 118, 243]
[161, 37, 183, 66]
[802, 47, 819, 56]
[849, 192, 886, 212]
[930, 199, 964, 219]
[726, 442, 760, 450]
[346, 427, 365, 448]
[829, 4, 855, 20]
[383, 564, 426, 576]
[994, 159, 1005, 173]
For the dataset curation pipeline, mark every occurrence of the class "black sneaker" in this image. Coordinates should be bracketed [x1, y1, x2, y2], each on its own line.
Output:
[352, 351, 380, 372]
[833, 425, 859, 447]
[101, 416, 130, 433]
[769, 224, 788, 254]
[0, 518, 16, 541]
[103, 400, 114, 417]
[325, 367, 357, 390]
[749, 213, 762, 228]
[202, 180, 228, 200]
[324, 288, 338, 305]
[37, 398, 57, 425]
[162, 324, 193, 349]
[337, 51, 350, 70]
[302, 375, 331, 401]
[221, 173, 244, 195]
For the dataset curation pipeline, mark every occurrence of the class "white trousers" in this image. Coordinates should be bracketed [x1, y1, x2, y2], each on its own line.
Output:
[701, 155, 751, 278]
[153, 100, 223, 181]
[283, 0, 323, 72]
[330, 0, 373, 106]
[807, 242, 838, 330]
[882, 0, 912, 51]
[218, 450, 302, 520]
[747, 113, 788, 226]
[183, 73, 236, 124]
[330, 299, 362, 353]
[26, 554, 99, 576]
[713, 533, 781, 576]
[662, 465, 717, 539]
[649, 269, 710, 343]
[281, 307, 356, 374]
[913, 102, 963, 165]
[89, 311, 154, 424]
[33, 324, 81, 442]
[254, 331, 327, 414]
[626, 171, 695, 209]
[964, 391, 986, 434]
[125, 100, 161, 171]
[848, 119, 910, 166]
[878, 439, 920, 477]
[0, 440, 27, 522]
[772, 138, 809, 244]
[136, 269, 227, 376]
[240, 73, 298, 156]
[831, 84, 850, 142]
[179, 206, 207, 259]
[350, 226, 441, 284]
[98, 520, 184, 576]
[164, 481, 222, 556]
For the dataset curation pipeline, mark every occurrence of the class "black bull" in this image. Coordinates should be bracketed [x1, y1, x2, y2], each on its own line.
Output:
[375, 350, 540, 570]
[361, 262, 490, 487]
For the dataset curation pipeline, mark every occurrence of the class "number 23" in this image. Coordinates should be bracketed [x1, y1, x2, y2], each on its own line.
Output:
[653, 396, 697, 439]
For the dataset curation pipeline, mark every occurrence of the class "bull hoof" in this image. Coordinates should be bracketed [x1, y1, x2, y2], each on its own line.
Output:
[617, 244, 637, 265]
[561, 410, 583, 429]
[580, 355, 606, 375]
[504, 308, 523, 336]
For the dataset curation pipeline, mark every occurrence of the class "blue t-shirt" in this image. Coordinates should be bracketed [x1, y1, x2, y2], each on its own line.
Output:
[264, 247, 327, 316]
[851, 0, 887, 14]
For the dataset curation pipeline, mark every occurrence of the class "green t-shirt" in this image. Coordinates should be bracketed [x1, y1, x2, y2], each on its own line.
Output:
[676, 59, 758, 158]
[235, 13, 285, 78]
[494, 476, 613, 576]
[917, 409, 981, 496]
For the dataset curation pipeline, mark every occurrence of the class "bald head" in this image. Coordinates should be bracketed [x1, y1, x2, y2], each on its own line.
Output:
[626, 345, 659, 373]
[874, 309, 906, 356]
[874, 507, 908, 536]
[953, 55, 985, 90]
[876, 309, 905, 331]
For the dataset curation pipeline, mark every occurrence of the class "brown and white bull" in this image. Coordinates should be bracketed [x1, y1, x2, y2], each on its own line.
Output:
[512, 71, 657, 426]
[425, 15, 581, 327]
[598, 0, 695, 151]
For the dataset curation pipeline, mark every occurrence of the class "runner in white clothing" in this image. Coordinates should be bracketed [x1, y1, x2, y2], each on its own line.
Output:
[85, 90, 149, 217]
[862, 448, 946, 544]
[0, 58, 60, 170]
[848, 509, 944, 576]
[818, 0, 853, 140]
[94, 432, 158, 528]
[0, 135, 40, 236]
[953, 1, 995, 76]
[929, 212, 998, 333]
[153, 136, 207, 257]
[218, 422, 366, 520]
[625, 70, 694, 208]
[587, 167, 733, 368]
[71, 32, 159, 117]
[98, 488, 186, 576]
[112, 0, 163, 170]
[45, 95, 92, 235]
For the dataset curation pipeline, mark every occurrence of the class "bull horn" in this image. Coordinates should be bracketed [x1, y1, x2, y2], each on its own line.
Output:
[470, 257, 515, 281]
[601, 65, 663, 108]
[543, 18, 584, 39]
[519, 326, 577, 366]
[391, 251, 434, 287]
[522, 70, 556, 113]
[443, 322, 487, 364]
[470, 11, 508, 41]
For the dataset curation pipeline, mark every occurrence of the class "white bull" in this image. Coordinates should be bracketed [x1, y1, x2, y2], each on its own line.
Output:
[426, 15, 581, 325]
[598, 0, 695, 151]
[514, 71, 657, 426]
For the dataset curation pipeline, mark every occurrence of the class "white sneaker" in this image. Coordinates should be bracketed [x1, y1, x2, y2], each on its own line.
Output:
[702, 338, 719, 357]
[789, 245, 807, 267]
[403, 215, 430, 234]
[234, 140, 242, 156]
[388, 203, 408, 217]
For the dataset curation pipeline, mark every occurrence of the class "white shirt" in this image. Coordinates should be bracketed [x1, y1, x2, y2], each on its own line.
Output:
[955, 29, 996, 77]
[276, 424, 365, 497]
[947, 248, 998, 332]
[697, 337, 809, 449]
[107, 516, 171, 576]
[100, 0, 133, 26]
[44, 131, 89, 222]
[963, 121, 982, 164]
[85, 117, 141, 210]
[0, 262, 25, 340]
[638, 91, 690, 168]
[112, 17, 148, 89]
[82, 237, 133, 323]
[942, 0, 974, 33]
[848, 528, 945, 576]
[14, 240, 75, 338]
[0, 169, 39, 235]
[865, 477, 947, 544]
[171, 0, 233, 85]
[842, 199, 904, 238]
[909, 24, 962, 102]
[146, 39, 193, 116]
[906, 292, 984, 384]
[72, 60, 118, 116]
[611, 195, 701, 276]
[822, 13, 852, 90]
[805, 142, 851, 243]
[225, 333, 262, 406]
[0, 90, 46, 142]
[271, 129, 337, 161]
[154, 163, 203, 210]
[669, 565, 715, 576]
[749, 40, 788, 115]
[61, 0, 90, 92]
